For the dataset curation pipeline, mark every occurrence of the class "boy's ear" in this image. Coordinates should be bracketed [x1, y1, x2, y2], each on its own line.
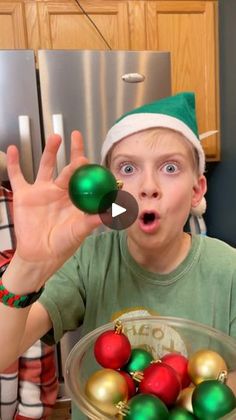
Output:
[191, 175, 207, 209]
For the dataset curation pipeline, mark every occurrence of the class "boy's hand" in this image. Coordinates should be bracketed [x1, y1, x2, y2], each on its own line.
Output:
[6, 131, 101, 288]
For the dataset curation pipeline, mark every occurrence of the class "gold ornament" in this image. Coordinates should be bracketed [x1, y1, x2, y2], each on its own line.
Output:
[85, 368, 128, 415]
[188, 349, 227, 385]
[176, 386, 195, 413]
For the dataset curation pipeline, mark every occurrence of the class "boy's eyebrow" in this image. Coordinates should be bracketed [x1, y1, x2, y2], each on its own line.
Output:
[111, 154, 137, 162]
[111, 152, 188, 163]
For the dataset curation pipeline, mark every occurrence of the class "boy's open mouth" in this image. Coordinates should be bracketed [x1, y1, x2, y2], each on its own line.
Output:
[140, 211, 159, 224]
[138, 211, 160, 233]
[142, 212, 156, 225]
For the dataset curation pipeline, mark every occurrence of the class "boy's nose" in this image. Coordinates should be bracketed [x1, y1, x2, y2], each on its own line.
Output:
[140, 190, 159, 198]
[139, 173, 160, 199]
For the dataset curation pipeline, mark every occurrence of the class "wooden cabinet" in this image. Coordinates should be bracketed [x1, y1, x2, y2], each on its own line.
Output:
[146, 1, 219, 160]
[0, 2, 27, 48]
[0, 0, 220, 161]
[127, 0, 220, 160]
[37, 1, 130, 49]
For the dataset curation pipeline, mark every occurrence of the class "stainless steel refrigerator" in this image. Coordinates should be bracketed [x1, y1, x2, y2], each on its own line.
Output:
[38, 50, 171, 172]
[0, 49, 171, 400]
[0, 50, 42, 183]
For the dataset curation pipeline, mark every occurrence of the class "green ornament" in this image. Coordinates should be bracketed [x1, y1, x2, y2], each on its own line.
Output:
[192, 380, 236, 419]
[168, 407, 196, 420]
[124, 348, 154, 373]
[69, 164, 118, 214]
[126, 393, 169, 420]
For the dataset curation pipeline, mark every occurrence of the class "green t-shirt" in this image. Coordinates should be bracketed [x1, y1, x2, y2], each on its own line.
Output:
[39, 231, 236, 419]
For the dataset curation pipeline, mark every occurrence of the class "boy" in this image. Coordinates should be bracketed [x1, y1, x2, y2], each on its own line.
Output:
[0, 92, 236, 419]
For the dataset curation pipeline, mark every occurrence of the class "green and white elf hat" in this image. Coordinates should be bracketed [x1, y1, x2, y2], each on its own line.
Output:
[101, 92, 217, 175]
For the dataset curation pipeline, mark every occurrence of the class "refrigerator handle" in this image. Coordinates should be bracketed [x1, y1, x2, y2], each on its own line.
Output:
[18, 115, 34, 183]
[52, 114, 67, 173]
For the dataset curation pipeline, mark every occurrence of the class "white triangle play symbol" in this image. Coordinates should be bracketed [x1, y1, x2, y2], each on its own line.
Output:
[112, 202, 127, 218]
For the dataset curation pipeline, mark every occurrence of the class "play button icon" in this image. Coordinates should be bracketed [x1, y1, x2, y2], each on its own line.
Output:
[112, 202, 126, 218]
[99, 190, 139, 230]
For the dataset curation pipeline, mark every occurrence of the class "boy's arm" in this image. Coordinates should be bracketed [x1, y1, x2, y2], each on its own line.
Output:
[0, 297, 52, 372]
[0, 131, 101, 372]
[0, 269, 57, 419]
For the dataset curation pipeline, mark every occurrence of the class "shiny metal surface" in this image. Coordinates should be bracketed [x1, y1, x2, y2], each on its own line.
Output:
[38, 50, 171, 165]
[0, 50, 42, 182]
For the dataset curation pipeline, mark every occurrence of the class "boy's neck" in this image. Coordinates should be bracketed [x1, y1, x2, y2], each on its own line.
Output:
[127, 232, 192, 274]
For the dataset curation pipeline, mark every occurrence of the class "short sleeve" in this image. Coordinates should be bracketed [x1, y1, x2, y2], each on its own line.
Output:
[39, 252, 86, 344]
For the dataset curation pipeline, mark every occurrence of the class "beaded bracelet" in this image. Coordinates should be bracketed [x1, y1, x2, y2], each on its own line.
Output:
[0, 261, 44, 308]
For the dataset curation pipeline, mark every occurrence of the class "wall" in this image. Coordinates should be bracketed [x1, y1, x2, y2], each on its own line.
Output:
[205, 0, 236, 246]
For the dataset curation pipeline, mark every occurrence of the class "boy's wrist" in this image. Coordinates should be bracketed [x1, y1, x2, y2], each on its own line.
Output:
[1, 251, 48, 295]
[0, 276, 44, 308]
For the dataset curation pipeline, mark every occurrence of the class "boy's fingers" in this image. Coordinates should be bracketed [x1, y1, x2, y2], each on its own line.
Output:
[55, 156, 88, 190]
[36, 134, 62, 182]
[70, 131, 86, 163]
[54, 130, 88, 189]
[6, 145, 27, 191]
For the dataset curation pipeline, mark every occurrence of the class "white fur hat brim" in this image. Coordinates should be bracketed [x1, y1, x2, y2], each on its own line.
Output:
[101, 113, 207, 174]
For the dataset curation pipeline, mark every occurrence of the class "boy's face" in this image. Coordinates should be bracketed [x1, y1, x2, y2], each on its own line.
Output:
[109, 129, 206, 250]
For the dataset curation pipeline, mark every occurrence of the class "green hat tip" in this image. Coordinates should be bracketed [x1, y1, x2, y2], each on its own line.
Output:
[117, 91, 199, 139]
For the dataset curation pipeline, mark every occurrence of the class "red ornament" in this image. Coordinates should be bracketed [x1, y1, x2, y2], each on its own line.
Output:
[119, 371, 136, 399]
[161, 353, 191, 389]
[139, 362, 181, 406]
[94, 321, 131, 369]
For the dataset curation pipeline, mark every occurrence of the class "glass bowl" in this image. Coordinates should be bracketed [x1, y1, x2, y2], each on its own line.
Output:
[65, 316, 236, 419]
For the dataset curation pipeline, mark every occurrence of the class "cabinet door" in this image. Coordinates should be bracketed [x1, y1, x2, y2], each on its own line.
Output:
[0, 2, 27, 48]
[37, 0, 130, 50]
[146, 0, 219, 160]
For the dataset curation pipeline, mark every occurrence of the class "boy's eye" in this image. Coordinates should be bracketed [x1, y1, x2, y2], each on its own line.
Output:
[120, 163, 135, 175]
[163, 163, 179, 173]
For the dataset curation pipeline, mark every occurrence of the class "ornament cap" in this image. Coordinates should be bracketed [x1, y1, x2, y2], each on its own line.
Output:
[218, 370, 228, 383]
[130, 371, 144, 382]
[116, 180, 123, 190]
[114, 320, 123, 334]
[151, 359, 162, 364]
[116, 401, 130, 416]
